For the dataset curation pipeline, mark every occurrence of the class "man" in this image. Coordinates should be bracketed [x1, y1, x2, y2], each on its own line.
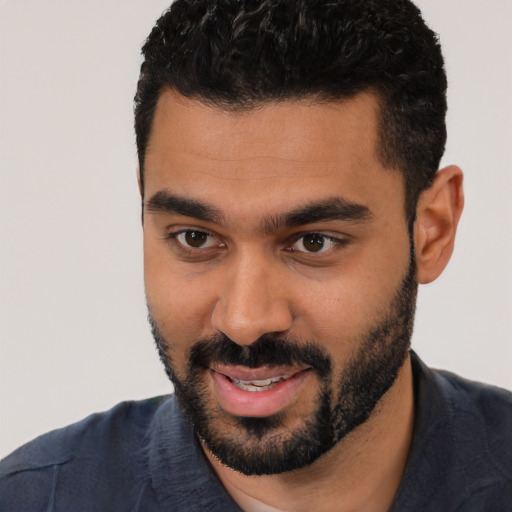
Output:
[1, 0, 511, 510]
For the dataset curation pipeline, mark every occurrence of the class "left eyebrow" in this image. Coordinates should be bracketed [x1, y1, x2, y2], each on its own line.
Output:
[261, 197, 373, 233]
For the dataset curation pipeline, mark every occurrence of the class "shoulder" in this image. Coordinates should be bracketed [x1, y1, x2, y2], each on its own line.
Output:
[393, 354, 512, 512]
[0, 396, 175, 510]
[433, 367, 512, 439]
[1, 395, 171, 472]
[434, 364, 512, 409]
[432, 366, 512, 475]
[0, 395, 240, 511]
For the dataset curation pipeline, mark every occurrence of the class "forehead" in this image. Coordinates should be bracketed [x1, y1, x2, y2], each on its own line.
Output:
[143, 89, 404, 221]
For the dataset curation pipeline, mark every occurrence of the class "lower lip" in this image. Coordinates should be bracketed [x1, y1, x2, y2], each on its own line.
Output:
[209, 369, 311, 418]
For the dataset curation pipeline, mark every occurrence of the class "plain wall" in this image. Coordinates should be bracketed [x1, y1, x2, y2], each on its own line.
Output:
[1, 0, 511, 458]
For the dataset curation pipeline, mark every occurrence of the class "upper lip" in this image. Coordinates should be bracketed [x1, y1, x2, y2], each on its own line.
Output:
[210, 364, 310, 381]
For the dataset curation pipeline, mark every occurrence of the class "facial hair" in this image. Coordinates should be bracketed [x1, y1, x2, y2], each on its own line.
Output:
[149, 258, 417, 476]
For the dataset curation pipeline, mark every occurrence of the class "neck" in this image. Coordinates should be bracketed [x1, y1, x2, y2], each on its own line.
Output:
[204, 354, 415, 512]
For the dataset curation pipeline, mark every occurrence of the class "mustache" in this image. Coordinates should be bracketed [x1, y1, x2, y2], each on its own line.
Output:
[187, 333, 332, 379]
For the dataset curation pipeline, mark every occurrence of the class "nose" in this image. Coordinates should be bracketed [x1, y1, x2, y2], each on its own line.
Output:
[211, 251, 293, 346]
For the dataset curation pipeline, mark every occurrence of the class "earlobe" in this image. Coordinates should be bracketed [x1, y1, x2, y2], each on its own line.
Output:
[414, 165, 464, 284]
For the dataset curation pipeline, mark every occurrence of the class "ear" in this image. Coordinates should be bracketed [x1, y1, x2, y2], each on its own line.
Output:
[414, 165, 464, 284]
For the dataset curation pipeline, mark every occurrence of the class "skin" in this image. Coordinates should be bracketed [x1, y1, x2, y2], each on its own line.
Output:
[142, 89, 464, 511]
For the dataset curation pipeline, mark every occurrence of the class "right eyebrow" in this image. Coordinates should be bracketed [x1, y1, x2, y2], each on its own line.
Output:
[145, 190, 224, 224]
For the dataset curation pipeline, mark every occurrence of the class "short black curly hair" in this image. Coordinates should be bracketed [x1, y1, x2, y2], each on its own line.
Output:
[135, 0, 447, 220]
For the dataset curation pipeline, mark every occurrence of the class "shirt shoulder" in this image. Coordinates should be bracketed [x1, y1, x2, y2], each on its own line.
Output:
[392, 353, 512, 512]
[0, 395, 240, 512]
[0, 396, 171, 511]
[1, 395, 169, 472]
[433, 366, 512, 477]
[435, 369, 512, 510]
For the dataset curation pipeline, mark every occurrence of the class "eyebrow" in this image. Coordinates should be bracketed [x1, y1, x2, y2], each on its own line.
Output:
[146, 190, 224, 224]
[261, 197, 373, 233]
[145, 190, 373, 231]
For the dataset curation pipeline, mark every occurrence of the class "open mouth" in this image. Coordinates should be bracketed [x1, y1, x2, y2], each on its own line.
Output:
[209, 366, 313, 417]
[227, 374, 294, 392]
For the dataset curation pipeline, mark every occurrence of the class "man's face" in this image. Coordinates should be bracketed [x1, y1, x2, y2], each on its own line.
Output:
[143, 90, 416, 475]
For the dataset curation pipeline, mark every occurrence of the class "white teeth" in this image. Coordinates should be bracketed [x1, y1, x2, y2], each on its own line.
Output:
[246, 378, 272, 386]
[230, 374, 292, 392]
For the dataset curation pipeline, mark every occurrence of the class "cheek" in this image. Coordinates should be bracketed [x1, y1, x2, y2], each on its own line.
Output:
[144, 238, 216, 340]
[294, 246, 410, 345]
[292, 281, 374, 346]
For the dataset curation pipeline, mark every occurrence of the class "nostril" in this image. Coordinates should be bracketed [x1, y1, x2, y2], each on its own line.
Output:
[211, 296, 293, 347]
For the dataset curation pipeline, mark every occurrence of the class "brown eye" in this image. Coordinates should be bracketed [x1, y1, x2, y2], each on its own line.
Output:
[289, 233, 342, 253]
[302, 233, 325, 252]
[184, 230, 208, 248]
[174, 230, 217, 249]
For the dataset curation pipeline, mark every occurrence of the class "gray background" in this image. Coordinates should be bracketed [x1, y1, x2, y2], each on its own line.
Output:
[1, 0, 511, 457]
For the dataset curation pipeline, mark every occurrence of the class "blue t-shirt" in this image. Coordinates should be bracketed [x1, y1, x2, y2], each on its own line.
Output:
[1, 352, 511, 511]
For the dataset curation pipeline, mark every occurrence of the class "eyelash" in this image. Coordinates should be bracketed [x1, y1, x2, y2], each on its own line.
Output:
[166, 229, 224, 254]
[286, 232, 349, 254]
[165, 229, 349, 258]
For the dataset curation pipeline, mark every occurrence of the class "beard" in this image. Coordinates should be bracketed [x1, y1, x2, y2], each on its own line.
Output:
[149, 257, 417, 476]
